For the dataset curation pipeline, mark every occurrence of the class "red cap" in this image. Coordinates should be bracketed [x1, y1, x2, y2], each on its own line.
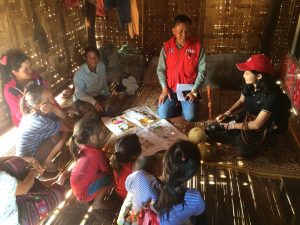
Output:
[236, 54, 274, 74]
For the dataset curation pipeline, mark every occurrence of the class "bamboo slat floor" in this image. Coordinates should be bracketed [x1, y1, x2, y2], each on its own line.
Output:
[41, 83, 300, 225]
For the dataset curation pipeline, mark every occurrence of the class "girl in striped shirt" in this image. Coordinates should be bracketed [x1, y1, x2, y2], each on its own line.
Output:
[16, 81, 72, 169]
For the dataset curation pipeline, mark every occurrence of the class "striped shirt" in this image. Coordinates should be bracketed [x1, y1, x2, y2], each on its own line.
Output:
[125, 170, 161, 212]
[159, 189, 205, 225]
[16, 113, 60, 157]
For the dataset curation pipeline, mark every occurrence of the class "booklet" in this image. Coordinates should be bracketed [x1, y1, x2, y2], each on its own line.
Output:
[102, 105, 187, 155]
[102, 115, 140, 136]
[122, 105, 160, 128]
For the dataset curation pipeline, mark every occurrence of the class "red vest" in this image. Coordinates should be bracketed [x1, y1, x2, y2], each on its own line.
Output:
[164, 37, 201, 92]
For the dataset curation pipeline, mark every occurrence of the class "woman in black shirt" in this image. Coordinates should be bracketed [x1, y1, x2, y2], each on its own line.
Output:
[205, 54, 291, 157]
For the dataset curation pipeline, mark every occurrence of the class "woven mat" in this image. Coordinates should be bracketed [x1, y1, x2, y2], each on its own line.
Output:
[135, 85, 300, 179]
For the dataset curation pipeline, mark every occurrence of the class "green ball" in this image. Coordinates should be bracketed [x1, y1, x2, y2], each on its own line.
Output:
[188, 127, 206, 144]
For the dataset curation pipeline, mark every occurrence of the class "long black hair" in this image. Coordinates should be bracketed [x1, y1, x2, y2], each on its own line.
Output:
[20, 81, 44, 115]
[68, 116, 104, 160]
[0, 49, 29, 84]
[156, 140, 200, 217]
[110, 134, 142, 175]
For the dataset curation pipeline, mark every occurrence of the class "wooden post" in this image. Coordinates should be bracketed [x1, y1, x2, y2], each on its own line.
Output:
[86, 0, 96, 47]
[260, 0, 282, 56]
[56, 0, 72, 71]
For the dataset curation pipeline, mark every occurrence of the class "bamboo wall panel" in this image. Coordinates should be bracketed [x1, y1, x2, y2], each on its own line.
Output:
[0, 0, 86, 133]
[95, 0, 272, 60]
[270, 0, 300, 68]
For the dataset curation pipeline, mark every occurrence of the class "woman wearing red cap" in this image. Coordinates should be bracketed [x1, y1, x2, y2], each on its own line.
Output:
[205, 54, 291, 157]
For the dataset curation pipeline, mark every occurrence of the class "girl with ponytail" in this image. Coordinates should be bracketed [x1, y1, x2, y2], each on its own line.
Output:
[156, 140, 205, 225]
[111, 134, 142, 200]
[69, 116, 116, 209]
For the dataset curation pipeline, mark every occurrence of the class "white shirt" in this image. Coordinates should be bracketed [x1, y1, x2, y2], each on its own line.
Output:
[0, 172, 19, 225]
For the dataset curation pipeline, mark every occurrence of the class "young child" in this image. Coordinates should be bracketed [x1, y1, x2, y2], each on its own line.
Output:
[16, 81, 72, 168]
[156, 140, 205, 225]
[117, 152, 164, 225]
[111, 134, 142, 201]
[69, 116, 115, 209]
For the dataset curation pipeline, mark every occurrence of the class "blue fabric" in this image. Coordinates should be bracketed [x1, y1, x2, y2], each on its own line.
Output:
[16, 114, 60, 157]
[87, 174, 112, 196]
[159, 189, 205, 225]
[125, 170, 161, 212]
[158, 89, 199, 121]
[73, 62, 110, 106]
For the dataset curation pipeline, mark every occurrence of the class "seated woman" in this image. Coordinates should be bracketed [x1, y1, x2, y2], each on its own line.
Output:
[205, 54, 291, 157]
[73, 46, 112, 117]
[0, 156, 69, 225]
[16, 81, 73, 168]
[1, 50, 47, 127]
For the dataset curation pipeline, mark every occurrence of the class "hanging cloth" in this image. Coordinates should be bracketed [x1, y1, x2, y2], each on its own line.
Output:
[127, 0, 139, 38]
[104, 0, 131, 28]
[62, 0, 80, 8]
[116, 0, 131, 28]
[96, 0, 106, 17]
[104, 0, 117, 9]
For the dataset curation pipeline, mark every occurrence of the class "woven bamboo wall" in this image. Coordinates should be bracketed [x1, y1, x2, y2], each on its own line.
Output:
[95, 0, 273, 60]
[270, 0, 300, 67]
[0, 0, 86, 133]
[95, 0, 299, 65]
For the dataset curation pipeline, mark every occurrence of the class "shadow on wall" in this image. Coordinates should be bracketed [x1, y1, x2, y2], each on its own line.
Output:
[205, 54, 250, 89]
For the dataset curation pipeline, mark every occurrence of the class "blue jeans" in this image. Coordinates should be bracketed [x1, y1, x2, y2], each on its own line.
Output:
[158, 90, 199, 121]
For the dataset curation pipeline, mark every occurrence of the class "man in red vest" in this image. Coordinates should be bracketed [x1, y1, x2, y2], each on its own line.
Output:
[157, 14, 206, 121]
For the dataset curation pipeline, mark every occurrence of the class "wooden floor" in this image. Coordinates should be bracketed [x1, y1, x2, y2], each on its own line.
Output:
[40, 82, 300, 225]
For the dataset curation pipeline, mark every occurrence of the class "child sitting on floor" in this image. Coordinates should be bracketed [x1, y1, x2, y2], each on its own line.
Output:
[111, 134, 142, 201]
[16, 81, 72, 169]
[156, 140, 205, 225]
[69, 116, 116, 209]
[117, 151, 165, 225]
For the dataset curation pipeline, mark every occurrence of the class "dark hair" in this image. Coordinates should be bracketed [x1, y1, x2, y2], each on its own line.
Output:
[242, 70, 280, 100]
[156, 140, 200, 218]
[68, 116, 104, 160]
[20, 81, 44, 115]
[134, 151, 165, 176]
[84, 46, 100, 58]
[111, 134, 142, 174]
[172, 14, 192, 28]
[0, 49, 29, 84]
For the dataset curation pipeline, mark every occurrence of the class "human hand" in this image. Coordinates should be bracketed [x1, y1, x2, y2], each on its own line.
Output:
[40, 102, 55, 114]
[220, 120, 236, 130]
[216, 114, 228, 122]
[29, 158, 44, 176]
[185, 91, 197, 102]
[158, 89, 170, 105]
[93, 102, 104, 112]
[54, 170, 70, 186]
